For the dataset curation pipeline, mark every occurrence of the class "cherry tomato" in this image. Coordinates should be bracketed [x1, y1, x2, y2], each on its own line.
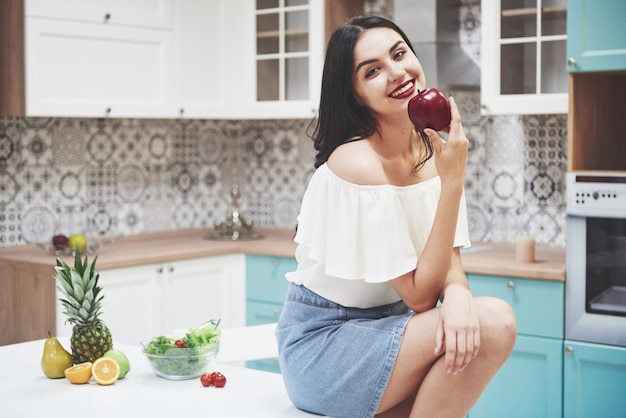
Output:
[200, 373, 213, 387]
[212, 372, 226, 388]
[175, 339, 186, 348]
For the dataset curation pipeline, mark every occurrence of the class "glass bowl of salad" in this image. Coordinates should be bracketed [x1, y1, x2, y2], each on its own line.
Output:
[141, 321, 221, 380]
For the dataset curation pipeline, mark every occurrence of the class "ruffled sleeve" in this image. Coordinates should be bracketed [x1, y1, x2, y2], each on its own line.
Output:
[293, 164, 468, 284]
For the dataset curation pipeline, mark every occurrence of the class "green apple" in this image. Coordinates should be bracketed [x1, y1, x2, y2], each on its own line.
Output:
[103, 349, 131, 379]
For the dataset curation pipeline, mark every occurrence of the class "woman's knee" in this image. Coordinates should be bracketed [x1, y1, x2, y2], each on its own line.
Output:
[477, 297, 517, 353]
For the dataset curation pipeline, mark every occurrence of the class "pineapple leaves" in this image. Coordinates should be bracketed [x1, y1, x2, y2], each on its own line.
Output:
[53, 250, 106, 328]
[74, 250, 84, 273]
[70, 270, 85, 300]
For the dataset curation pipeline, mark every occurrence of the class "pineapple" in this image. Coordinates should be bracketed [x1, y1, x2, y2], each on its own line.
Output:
[54, 250, 113, 364]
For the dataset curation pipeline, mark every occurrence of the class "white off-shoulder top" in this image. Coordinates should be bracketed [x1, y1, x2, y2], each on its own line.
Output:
[286, 163, 471, 309]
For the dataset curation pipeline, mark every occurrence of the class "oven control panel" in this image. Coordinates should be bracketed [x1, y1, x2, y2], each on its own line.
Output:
[566, 173, 626, 217]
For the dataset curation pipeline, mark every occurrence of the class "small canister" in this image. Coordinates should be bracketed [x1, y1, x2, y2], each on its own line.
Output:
[516, 236, 535, 263]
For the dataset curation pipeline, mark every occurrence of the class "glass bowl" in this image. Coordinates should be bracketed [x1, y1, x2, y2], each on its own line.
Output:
[141, 339, 219, 380]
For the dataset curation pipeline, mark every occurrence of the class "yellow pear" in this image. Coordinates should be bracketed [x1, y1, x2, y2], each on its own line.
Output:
[41, 336, 73, 379]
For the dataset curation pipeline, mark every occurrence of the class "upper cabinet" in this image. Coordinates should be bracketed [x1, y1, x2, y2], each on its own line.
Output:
[239, 0, 324, 119]
[0, 0, 346, 119]
[25, 0, 173, 28]
[566, 0, 626, 172]
[481, 0, 568, 115]
[566, 0, 626, 72]
[24, 0, 176, 118]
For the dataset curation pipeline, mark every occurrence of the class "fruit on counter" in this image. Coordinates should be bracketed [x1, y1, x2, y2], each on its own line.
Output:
[103, 349, 130, 379]
[91, 357, 120, 385]
[55, 250, 113, 364]
[200, 371, 227, 388]
[41, 336, 73, 379]
[407, 87, 451, 132]
[51, 234, 69, 250]
[64, 362, 93, 384]
[212, 371, 227, 388]
[200, 372, 213, 387]
[68, 233, 88, 250]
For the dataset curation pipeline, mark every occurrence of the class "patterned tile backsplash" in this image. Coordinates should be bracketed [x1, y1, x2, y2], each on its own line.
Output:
[0, 0, 568, 248]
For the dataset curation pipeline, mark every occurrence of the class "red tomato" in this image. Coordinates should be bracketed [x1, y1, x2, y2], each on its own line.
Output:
[200, 373, 213, 387]
[212, 372, 226, 388]
[175, 339, 186, 348]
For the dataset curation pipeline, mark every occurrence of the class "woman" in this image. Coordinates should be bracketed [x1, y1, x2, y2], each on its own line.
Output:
[275, 16, 516, 418]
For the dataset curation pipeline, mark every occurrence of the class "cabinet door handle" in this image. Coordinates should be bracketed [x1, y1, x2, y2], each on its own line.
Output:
[168, 266, 174, 273]
[104, 13, 111, 22]
[506, 281, 515, 290]
[565, 346, 574, 355]
[157, 267, 163, 274]
[567, 57, 577, 67]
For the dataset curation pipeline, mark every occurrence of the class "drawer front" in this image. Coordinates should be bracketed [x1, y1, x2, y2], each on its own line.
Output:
[245, 255, 295, 304]
[468, 275, 564, 338]
[246, 301, 283, 326]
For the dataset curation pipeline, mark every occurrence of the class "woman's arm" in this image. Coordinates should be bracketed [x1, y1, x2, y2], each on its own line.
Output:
[390, 97, 469, 312]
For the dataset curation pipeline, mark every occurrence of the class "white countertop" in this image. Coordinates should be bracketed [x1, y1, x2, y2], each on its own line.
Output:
[0, 335, 316, 418]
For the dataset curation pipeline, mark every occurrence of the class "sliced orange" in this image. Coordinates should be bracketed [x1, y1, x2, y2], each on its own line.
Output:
[65, 362, 93, 384]
[91, 357, 120, 385]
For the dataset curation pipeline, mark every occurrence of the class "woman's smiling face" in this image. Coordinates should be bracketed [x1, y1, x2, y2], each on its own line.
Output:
[352, 27, 426, 118]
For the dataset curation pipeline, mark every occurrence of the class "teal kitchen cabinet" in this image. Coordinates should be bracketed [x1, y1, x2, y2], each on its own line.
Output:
[245, 254, 296, 373]
[467, 275, 564, 418]
[567, 0, 626, 72]
[563, 340, 626, 418]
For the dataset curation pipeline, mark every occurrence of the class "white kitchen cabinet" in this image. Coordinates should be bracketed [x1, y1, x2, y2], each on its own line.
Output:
[25, 17, 175, 117]
[23, 0, 228, 119]
[24, 0, 176, 117]
[55, 254, 246, 345]
[480, 0, 568, 115]
[25, 0, 173, 29]
[172, 0, 228, 118]
[11, 0, 336, 119]
[232, 0, 324, 119]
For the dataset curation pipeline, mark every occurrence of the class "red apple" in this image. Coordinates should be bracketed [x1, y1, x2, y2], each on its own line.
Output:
[407, 88, 451, 132]
[52, 234, 69, 250]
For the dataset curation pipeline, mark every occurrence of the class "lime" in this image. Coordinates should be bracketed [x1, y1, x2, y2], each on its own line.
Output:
[103, 349, 131, 379]
[68, 233, 88, 250]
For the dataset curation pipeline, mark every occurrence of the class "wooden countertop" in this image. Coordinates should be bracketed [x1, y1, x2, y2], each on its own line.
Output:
[0, 228, 565, 281]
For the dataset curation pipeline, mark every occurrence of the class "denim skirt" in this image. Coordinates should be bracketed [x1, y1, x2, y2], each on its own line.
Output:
[275, 283, 413, 418]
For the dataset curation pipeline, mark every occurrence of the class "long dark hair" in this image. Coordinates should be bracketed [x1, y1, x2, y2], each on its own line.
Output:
[309, 15, 433, 173]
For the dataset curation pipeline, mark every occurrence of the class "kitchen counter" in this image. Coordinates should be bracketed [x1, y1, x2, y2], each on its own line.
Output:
[0, 227, 565, 281]
[0, 228, 565, 345]
[0, 336, 316, 418]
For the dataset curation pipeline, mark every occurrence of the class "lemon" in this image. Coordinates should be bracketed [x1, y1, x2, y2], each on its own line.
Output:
[68, 233, 88, 250]
[103, 349, 131, 379]
[92, 357, 120, 386]
[65, 362, 93, 384]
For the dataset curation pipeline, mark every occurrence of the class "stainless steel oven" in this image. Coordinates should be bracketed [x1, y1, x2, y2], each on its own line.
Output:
[566, 172, 626, 347]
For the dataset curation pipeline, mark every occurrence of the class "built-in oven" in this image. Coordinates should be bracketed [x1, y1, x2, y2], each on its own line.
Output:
[566, 172, 626, 346]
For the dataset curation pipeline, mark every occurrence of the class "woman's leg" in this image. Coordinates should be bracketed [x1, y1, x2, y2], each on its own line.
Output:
[376, 296, 517, 418]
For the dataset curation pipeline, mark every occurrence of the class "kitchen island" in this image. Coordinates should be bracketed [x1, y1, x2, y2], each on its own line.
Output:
[0, 335, 318, 418]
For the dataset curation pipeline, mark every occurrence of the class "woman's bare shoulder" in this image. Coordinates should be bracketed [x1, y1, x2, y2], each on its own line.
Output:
[326, 140, 386, 185]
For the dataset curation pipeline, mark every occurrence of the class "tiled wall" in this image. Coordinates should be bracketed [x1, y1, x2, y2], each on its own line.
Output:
[0, 0, 567, 248]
